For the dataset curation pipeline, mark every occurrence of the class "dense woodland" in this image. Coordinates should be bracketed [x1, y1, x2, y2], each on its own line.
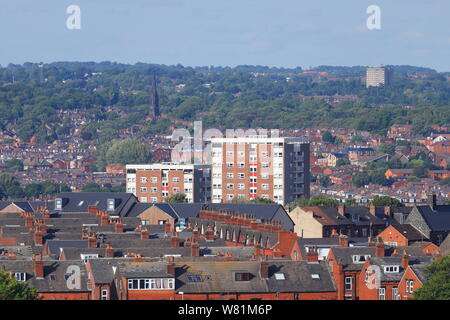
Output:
[0, 62, 449, 145]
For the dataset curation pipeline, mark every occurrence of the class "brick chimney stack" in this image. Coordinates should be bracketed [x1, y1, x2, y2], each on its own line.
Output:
[306, 247, 319, 263]
[105, 244, 114, 258]
[34, 231, 44, 246]
[259, 257, 269, 279]
[384, 206, 392, 216]
[369, 202, 376, 216]
[7, 251, 16, 261]
[140, 228, 149, 240]
[190, 239, 200, 257]
[428, 193, 437, 211]
[164, 222, 172, 234]
[88, 233, 97, 248]
[32, 254, 44, 279]
[170, 233, 180, 248]
[401, 250, 409, 270]
[166, 256, 176, 276]
[338, 234, 349, 247]
[24, 212, 33, 227]
[205, 226, 215, 241]
[100, 212, 109, 226]
[114, 219, 124, 233]
[375, 238, 384, 257]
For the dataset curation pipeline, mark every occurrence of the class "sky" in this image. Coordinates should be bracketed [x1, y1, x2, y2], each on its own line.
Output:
[0, 0, 449, 71]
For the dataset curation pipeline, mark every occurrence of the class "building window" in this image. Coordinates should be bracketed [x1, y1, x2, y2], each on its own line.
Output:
[151, 177, 158, 183]
[15, 273, 26, 282]
[406, 280, 414, 293]
[238, 162, 245, 168]
[226, 183, 234, 190]
[262, 184, 269, 190]
[55, 198, 62, 210]
[127, 278, 174, 290]
[140, 177, 147, 183]
[173, 177, 180, 183]
[383, 265, 399, 273]
[107, 199, 115, 211]
[234, 272, 250, 281]
[237, 184, 245, 190]
[226, 162, 234, 168]
[101, 289, 108, 300]
[140, 187, 147, 193]
[238, 173, 245, 179]
[378, 287, 386, 300]
[140, 197, 147, 203]
[227, 173, 234, 179]
[392, 287, 399, 300]
[345, 276, 352, 291]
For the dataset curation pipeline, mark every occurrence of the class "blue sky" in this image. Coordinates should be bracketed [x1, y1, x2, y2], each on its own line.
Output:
[0, 0, 449, 71]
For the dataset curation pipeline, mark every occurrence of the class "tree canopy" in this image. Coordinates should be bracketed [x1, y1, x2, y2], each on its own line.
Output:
[0, 271, 39, 300]
[413, 255, 450, 300]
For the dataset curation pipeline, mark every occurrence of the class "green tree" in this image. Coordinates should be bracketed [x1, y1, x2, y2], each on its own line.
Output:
[413, 255, 450, 300]
[439, 177, 450, 186]
[6, 159, 24, 171]
[336, 158, 350, 166]
[165, 193, 188, 203]
[82, 183, 103, 192]
[378, 143, 396, 155]
[288, 196, 340, 209]
[318, 174, 332, 187]
[321, 131, 335, 143]
[352, 172, 371, 188]
[0, 271, 38, 300]
[371, 195, 404, 207]
[96, 139, 152, 171]
[345, 198, 357, 206]
[0, 173, 24, 199]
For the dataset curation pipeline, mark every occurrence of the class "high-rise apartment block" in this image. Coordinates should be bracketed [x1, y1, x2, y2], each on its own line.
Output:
[210, 137, 310, 205]
[126, 163, 211, 203]
[366, 67, 393, 88]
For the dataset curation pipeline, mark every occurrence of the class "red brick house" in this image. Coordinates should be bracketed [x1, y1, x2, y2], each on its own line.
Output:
[397, 264, 427, 300]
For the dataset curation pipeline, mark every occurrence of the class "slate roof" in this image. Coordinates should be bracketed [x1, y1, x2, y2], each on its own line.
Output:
[266, 261, 336, 293]
[330, 247, 376, 271]
[175, 260, 268, 293]
[0, 260, 89, 292]
[117, 261, 172, 278]
[53, 192, 138, 216]
[45, 240, 89, 258]
[415, 205, 450, 231]
[130, 203, 291, 225]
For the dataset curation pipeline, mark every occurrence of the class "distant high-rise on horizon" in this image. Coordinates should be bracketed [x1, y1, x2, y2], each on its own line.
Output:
[366, 67, 393, 88]
[150, 75, 160, 118]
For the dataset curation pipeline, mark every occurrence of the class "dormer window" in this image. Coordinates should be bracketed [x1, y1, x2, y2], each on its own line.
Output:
[351, 214, 359, 222]
[383, 265, 399, 273]
[274, 273, 286, 280]
[55, 198, 63, 210]
[234, 272, 251, 281]
[15, 272, 26, 282]
[80, 253, 99, 263]
[107, 199, 115, 211]
[352, 255, 371, 264]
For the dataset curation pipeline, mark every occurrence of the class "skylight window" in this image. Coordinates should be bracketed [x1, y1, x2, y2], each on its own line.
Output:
[274, 273, 285, 280]
[77, 201, 84, 207]
[311, 274, 320, 279]
[187, 275, 203, 282]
